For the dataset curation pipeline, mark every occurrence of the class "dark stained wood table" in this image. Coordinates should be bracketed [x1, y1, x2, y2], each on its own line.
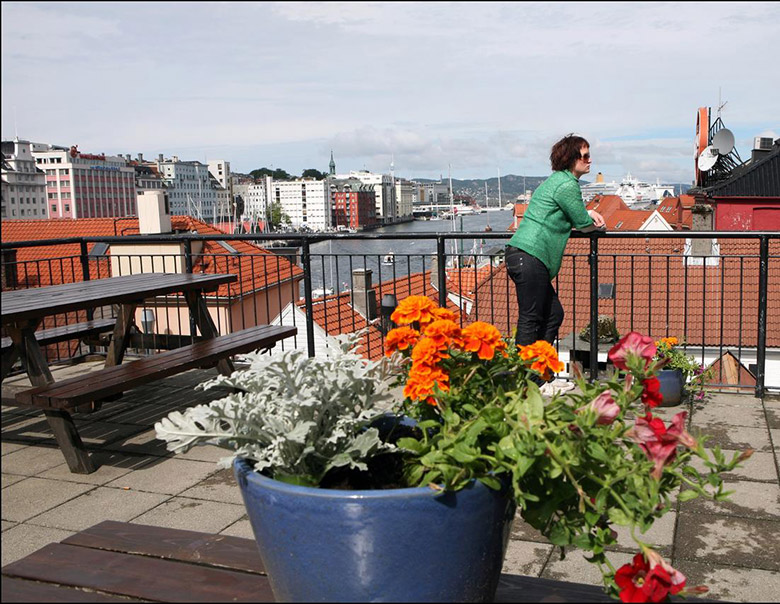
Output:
[0, 521, 615, 602]
[1, 273, 237, 473]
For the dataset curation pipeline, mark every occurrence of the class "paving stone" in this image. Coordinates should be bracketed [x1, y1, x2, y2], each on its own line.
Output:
[104, 456, 220, 496]
[219, 515, 255, 540]
[502, 540, 553, 577]
[1, 473, 26, 489]
[541, 548, 634, 586]
[131, 497, 246, 533]
[1, 523, 76, 566]
[0, 414, 48, 444]
[611, 510, 675, 556]
[510, 514, 550, 544]
[2, 520, 17, 532]
[675, 512, 780, 572]
[692, 424, 772, 452]
[1, 441, 26, 456]
[176, 443, 234, 464]
[1, 477, 94, 523]
[697, 392, 760, 408]
[31, 485, 170, 531]
[691, 403, 766, 430]
[1, 445, 72, 476]
[680, 480, 780, 520]
[674, 559, 780, 603]
[178, 467, 244, 505]
[37, 450, 149, 485]
[765, 406, 780, 430]
[771, 428, 780, 448]
[102, 427, 171, 457]
[687, 449, 778, 483]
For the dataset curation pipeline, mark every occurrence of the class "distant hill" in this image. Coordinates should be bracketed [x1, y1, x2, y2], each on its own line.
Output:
[414, 174, 691, 200]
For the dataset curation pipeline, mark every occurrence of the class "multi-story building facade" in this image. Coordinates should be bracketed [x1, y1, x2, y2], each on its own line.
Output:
[270, 178, 328, 230]
[208, 160, 233, 221]
[415, 180, 451, 207]
[394, 178, 415, 220]
[329, 178, 378, 230]
[339, 171, 397, 224]
[31, 144, 137, 219]
[1, 139, 48, 220]
[155, 156, 217, 224]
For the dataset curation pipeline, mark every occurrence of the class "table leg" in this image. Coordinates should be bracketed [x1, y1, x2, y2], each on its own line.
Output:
[6, 323, 95, 474]
[184, 291, 234, 376]
[105, 303, 138, 367]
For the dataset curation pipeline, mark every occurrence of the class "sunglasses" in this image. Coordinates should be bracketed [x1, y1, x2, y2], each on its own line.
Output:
[580, 153, 591, 161]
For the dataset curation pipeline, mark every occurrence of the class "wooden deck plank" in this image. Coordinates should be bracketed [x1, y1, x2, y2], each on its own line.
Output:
[61, 520, 266, 575]
[2, 543, 275, 603]
[0, 576, 142, 602]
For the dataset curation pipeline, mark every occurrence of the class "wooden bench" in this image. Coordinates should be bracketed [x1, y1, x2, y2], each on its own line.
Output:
[15, 324, 297, 411]
[1, 318, 117, 353]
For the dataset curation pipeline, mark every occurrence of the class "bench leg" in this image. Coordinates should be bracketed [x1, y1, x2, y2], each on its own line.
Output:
[43, 409, 96, 474]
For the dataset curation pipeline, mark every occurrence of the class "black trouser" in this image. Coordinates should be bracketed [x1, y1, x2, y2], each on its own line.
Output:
[505, 245, 564, 348]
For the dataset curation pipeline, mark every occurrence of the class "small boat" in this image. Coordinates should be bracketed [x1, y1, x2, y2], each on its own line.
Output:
[382, 253, 395, 265]
[312, 288, 334, 297]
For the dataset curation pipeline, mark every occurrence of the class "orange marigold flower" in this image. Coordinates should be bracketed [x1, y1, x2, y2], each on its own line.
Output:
[424, 319, 463, 350]
[461, 321, 506, 360]
[519, 340, 564, 377]
[390, 295, 438, 327]
[411, 337, 449, 365]
[384, 326, 420, 356]
[431, 306, 457, 322]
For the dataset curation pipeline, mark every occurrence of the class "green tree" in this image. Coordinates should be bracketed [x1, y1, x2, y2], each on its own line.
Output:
[302, 168, 326, 179]
[250, 167, 293, 181]
[267, 201, 291, 230]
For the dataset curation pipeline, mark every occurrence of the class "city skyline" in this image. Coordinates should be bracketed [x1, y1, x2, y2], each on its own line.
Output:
[2, 2, 778, 184]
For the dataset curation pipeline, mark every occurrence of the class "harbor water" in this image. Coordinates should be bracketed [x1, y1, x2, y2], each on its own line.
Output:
[307, 211, 515, 292]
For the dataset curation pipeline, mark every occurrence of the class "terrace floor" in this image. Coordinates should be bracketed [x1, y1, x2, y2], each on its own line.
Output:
[2, 360, 779, 602]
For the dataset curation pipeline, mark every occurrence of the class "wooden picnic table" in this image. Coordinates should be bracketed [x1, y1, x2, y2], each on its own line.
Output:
[0, 521, 614, 602]
[1, 273, 238, 473]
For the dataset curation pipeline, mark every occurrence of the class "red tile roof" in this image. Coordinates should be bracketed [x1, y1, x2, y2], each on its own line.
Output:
[0, 218, 304, 297]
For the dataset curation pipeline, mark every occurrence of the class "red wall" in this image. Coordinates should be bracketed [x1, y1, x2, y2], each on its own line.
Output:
[713, 198, 780, 231]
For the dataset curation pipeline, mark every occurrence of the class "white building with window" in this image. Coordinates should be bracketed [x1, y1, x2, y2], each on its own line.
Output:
[394, 178, 415, 220]
[1, 139, 48, 219]
[271, 179, 328, 230]
[208, 160, 233, 221]
[155, 156, 218, 224]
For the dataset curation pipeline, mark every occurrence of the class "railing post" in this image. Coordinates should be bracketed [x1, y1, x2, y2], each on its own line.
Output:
[755, 235, 769, 398]
[79, 239, 94, 321]
[183, 238, 196, 337]
[589, 234, 599, 381]
[437, 236, 447, 308]
[301, 238, 316, 358]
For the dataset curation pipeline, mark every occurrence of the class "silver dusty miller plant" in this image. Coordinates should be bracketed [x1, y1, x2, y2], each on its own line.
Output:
[154, 333, 401, 486]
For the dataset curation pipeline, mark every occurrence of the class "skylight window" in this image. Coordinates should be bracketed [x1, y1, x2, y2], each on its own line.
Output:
[89, 242, 109, 256]
[218, 241, 241, 255]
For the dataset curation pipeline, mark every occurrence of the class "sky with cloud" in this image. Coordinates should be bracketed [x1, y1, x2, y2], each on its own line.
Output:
[2, 2, 778, 183]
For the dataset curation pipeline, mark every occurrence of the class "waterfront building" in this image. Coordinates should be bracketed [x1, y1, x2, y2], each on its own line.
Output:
[1, 139, 48, 220]
[338, 171, 397, 224]
[32, 144, 137, 219]
[155, 155, 218, 224]
[208, 160, 233, 221]
[270, 178, 328, 230]
[394, 178, 415, 220]
[329, 178, 378, 230]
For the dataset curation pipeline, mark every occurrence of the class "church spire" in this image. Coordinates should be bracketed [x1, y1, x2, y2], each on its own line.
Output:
[329, 150, 336, 176]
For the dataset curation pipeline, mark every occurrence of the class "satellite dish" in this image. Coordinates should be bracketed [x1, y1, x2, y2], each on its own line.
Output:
[712, 128, 735, 155]
[697, 145, 719, 172]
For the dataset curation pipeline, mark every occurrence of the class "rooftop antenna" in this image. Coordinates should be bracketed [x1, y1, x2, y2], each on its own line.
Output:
[717, 87, 728, 120]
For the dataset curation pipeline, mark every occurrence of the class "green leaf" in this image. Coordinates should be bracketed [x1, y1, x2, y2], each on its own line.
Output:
[607, 508, 632, 526]
[478, 475, 502, 491]
[678, 489, 700, 502]
[396, 437, 425, 453]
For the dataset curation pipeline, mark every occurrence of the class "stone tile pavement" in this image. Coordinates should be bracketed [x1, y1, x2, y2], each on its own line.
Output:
[2, 362, 779, 602]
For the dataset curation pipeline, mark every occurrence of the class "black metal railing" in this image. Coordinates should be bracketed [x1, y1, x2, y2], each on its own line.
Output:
[2, 230, 778, 397]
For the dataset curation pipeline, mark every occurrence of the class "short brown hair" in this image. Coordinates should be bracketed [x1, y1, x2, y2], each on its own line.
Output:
[550, 134, 589, 172]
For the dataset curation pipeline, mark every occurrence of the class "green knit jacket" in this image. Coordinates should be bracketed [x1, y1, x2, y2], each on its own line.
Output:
[507, 170, 593, 279]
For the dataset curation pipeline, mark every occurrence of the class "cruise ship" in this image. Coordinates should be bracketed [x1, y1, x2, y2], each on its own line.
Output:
[581, 172, 675, 206]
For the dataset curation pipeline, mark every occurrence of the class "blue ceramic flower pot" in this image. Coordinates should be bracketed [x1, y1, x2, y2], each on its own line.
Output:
[658, 368, 685, 406]
[234, 458, 516, 602]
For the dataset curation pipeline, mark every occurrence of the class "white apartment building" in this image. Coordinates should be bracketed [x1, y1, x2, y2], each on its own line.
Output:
[394, 178, 415, 220]
[339, 171, 397, 223]
[270, 178, 328, 230]
[242, 176, 271, 224]
[32, 144, 137, 219]
[208, 160, 233, 221]
[156, 156, 218, 224]
[1, 139, 48, 219]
